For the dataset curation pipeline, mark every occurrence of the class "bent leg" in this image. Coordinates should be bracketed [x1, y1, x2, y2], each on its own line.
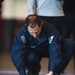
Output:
[25, 50, 41, 73]
[55, 39, 75, 73]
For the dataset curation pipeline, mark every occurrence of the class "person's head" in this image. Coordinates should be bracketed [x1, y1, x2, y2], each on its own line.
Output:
[25, 15, 43, 38]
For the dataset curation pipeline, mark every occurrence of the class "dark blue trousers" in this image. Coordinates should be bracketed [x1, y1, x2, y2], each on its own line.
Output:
[40, 16, 64, 35]
[62, 13, 75, 69]
[25, 39, 75, 74]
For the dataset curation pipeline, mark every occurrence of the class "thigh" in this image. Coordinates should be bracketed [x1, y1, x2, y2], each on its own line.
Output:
[51, 17, 64, 34]
[62, 39, 75, 56]
[62, 17, 71, 38]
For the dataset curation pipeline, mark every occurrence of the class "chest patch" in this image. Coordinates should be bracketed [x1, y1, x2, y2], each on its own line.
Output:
[49, 36, 54, 43]
[21, 35, 26, 43]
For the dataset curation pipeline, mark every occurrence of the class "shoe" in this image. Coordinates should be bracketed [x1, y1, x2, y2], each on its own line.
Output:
[54, 73, 60, 75]
[27, 71, 39, 75]
[26, 64, 41, 75]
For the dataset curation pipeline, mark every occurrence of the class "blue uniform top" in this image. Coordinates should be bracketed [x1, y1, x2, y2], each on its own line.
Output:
[11, 21, 62, 75]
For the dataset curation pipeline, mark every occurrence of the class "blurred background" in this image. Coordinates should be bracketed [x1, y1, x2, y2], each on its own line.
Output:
[0, 0, 75, 75]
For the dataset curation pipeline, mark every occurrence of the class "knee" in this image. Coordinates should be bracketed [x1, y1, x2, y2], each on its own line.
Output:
[67, 39, 75, 53]
[26, 51, 38, 63]
[69, 39, 75, 49]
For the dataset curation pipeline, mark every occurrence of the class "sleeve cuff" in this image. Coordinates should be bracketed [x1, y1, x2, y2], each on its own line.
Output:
[19, 69, 26, 75]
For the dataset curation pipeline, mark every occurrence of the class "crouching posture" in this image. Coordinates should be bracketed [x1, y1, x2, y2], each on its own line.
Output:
[11, 15, 75, 75]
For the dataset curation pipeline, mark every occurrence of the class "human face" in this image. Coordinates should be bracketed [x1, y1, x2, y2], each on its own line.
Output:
[28, 23, 42, 39]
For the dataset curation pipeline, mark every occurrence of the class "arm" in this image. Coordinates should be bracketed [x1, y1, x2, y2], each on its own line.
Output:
[43, 21, 62, 75]
[11, 33, 27, 75]
[48, 34, 62, 74]
[45, 24, 63, 74]
[28, 0, 35, 15]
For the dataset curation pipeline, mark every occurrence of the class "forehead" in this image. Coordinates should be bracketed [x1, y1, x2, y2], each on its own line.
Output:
[28, 24, 40, 31]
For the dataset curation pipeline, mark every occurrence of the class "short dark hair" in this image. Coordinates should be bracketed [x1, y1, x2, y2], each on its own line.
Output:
[25, 15, 42, 28]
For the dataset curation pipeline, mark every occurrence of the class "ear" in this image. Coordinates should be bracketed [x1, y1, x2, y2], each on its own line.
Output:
[41, 22, 43, 27]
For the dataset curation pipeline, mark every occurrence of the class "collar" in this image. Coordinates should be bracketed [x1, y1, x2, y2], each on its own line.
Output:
[37, 26, 47, 45]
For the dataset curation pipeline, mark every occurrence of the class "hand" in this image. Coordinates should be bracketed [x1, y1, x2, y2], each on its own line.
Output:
[46, 71, 53, 75]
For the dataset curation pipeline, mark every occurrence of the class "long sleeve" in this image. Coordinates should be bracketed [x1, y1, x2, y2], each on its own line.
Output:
[11, 32, 27, 75]
[45, 23, 63, 72]
[28, 0, 34, 14]
[48, 34, 62, 72]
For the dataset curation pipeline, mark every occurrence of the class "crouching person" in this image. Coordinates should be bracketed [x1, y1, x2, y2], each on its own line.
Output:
[11, 15, 75, 75]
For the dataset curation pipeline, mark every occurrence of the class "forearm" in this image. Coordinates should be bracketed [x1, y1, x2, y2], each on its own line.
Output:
[19, 69, 26, 75]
